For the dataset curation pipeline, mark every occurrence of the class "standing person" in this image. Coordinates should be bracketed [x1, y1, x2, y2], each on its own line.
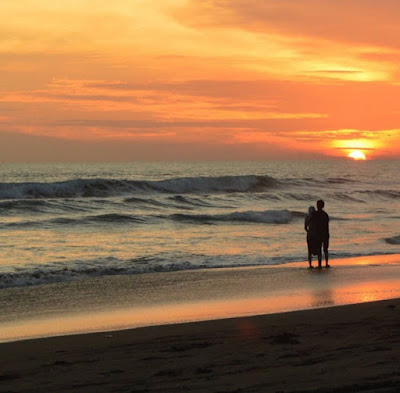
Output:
[304, 206, 319, 268]
[314, 199, 330, 268]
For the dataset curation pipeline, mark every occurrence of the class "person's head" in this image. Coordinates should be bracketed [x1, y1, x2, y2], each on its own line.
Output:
[317, 199, 325, 211]
[308, 206, 315, 215]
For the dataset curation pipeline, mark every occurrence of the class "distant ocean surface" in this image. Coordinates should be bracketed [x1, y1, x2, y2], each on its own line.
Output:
[0, 161, 399, 289]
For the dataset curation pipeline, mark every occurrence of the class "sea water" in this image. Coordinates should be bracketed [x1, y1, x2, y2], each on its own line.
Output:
[0, 160, 399, 289]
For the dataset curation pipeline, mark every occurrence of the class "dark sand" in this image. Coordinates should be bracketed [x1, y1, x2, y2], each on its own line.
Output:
[2, 298, 400, 393]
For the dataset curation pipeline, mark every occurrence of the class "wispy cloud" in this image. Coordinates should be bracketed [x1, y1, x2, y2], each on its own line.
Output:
[176, 0, 400, 49]
[0, 1, 399, 160]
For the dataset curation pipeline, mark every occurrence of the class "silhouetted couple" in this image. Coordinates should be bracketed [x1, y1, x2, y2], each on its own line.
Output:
[304, 199, 330, 269]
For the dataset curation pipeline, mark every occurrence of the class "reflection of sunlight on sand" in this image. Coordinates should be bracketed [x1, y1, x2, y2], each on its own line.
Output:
[311, 289, 335, 308]
[289, 254, 400, 268]
[2, 279, 400, 343]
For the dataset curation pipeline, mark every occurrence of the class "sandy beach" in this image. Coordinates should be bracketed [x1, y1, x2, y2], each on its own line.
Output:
[1, 255, 400, 392]
[1, 298, 400, 392]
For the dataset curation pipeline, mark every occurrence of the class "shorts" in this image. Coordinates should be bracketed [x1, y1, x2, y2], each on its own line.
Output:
[321, 238, 329, 252]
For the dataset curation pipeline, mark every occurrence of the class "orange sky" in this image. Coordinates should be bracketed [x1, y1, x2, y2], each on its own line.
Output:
[1, 0, 400, 161]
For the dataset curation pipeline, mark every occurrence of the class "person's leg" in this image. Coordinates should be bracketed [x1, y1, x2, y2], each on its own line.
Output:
[316, 240, 322, 268]
[307, 237, 313, 268]
[324, 240, 330, 267]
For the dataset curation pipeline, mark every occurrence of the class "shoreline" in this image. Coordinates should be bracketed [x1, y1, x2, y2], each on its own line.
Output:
[0, 254, 399, 343]
[2, 297, 400, 392]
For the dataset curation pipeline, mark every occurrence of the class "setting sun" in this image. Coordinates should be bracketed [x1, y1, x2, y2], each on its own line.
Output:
[348, 151, 367, 160]
[0, 3, 400, 161]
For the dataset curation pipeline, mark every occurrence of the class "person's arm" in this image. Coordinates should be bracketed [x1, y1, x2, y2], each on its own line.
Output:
[326, 213, 330, 234]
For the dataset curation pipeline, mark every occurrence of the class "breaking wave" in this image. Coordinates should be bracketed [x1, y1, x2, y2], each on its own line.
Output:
[0, 175, 279, 200]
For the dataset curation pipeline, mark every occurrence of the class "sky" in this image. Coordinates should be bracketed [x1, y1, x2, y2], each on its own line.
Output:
[1, 0, 400, 162]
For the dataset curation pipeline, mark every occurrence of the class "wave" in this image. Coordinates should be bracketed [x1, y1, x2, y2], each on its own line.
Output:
[1, 207, 357, 229]
[124, 196, 174, 209]
[80, 213, 145, 224]
[384, 236, 400, 245]
[330, 193, 366, 203]
[0, 252, 309, 289]
[167, 195, 214, 207]
[1, 250, 398, 289]
[3, 213, 147, 229]
[0, 199, 94, 215]
[277, 192, 366, 203]
[325, 177, 358, 184]
[282, 193, 319, 201]
[358, 190, 400, 199]
[285, 177, 358, 186]
[0, 255, 275, 289]
[0, 175, 280, 200]
[171, 209, 292, 224]
[0, 200, 50, 213]
[124, 195, 210, 210]
[4, 209, 291, 229]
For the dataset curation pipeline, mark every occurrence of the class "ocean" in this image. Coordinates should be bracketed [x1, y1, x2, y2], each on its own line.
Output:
[0, 160, 399, 290]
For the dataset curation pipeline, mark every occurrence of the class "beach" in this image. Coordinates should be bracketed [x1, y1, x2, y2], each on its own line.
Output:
[2, 298, 400, 392]
[1, 255, 400, 392]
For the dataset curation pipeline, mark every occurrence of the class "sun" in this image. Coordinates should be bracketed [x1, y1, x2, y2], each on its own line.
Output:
[348, 150, 366, 160]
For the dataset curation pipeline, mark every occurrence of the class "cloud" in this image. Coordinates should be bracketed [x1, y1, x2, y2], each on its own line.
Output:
[170, 0, 400, 83]
[1, 0, 400, 161]
[0, 131, 328, 162]
[176, 0, 400, 49]
[1, 77, 400, 151]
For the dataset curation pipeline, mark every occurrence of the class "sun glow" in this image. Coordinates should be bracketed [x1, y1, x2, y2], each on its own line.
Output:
[330, 137, 381, 160]
[348, 150, 367, 160]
